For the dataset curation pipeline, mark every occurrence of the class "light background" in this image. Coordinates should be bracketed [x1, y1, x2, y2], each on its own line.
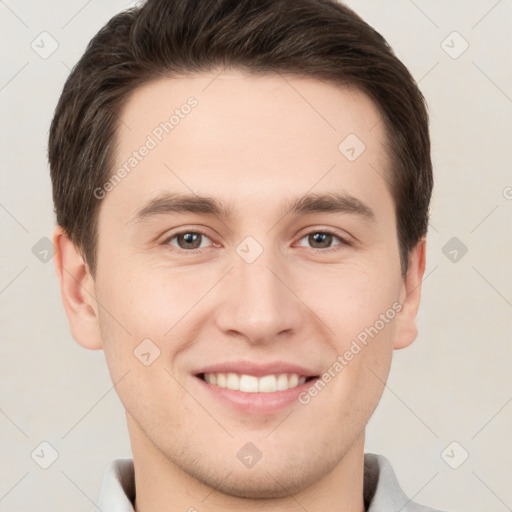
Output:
[0, 0, 511, 511]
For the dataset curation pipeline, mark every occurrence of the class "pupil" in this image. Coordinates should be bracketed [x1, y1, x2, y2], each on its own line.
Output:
[180, 233, 201, 249]
[310, 232, 332, 248]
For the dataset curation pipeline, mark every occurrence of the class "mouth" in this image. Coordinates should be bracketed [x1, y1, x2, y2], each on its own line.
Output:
[193, 371, 320, 414]
[192, 360, 321, 414]
[195, 372, 318, 393]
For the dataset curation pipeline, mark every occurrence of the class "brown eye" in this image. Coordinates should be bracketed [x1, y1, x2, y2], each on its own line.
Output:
[308, 232, 334, 249]
[296, 230, 348, 250]
[166, 231, 213, 251]
[177, 232, 202, 249]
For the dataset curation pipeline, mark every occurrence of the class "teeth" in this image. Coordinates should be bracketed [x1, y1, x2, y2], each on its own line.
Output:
[203, 372, 309, 393]
[276, 374, 288, 391]
[258, 375, 277, 392]
[216, 373, 226, 388]
[226, 372, 239, 389]
[289, 374, 299, 388]
[240, 374, 259, 393]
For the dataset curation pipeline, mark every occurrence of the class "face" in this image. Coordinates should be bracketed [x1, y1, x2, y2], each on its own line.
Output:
[61, 71, 424, 498]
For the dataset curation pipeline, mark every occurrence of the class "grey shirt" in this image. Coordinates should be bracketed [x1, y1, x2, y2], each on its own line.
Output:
[95, 453, 447, 511]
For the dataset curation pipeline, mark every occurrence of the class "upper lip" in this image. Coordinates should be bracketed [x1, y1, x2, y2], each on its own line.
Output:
[194, 360, 320, 378]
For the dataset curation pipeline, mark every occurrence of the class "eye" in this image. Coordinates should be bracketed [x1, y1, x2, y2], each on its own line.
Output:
[296, 229, 351, 251]
[162, 228, 351, 254]
[164, 230, 216, 252]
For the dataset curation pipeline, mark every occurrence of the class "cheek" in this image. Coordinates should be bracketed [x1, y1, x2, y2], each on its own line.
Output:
[300, 260, 399, 402]
[98, 260, 210, 334]
[315, 316, 394, 434]
[94, 260, 220, 390]
[299, 260, 401, 343]
[94, 268, 192, 416]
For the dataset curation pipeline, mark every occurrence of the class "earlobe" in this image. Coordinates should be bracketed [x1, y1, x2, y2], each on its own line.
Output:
[393, 238, 427, 350]
[52, 226, 103, 350]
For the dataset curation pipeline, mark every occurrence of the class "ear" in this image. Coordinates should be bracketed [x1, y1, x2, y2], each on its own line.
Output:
[52, 225, 103, 350]
[393, 237, 427, 350]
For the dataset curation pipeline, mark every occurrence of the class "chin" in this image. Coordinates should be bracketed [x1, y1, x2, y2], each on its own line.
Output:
[181, 454, 326, 500]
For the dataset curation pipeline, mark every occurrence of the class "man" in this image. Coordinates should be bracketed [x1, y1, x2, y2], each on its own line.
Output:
[48, 0, 445, 510]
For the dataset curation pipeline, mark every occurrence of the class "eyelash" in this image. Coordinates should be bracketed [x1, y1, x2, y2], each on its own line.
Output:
[162, 228, 352, 255]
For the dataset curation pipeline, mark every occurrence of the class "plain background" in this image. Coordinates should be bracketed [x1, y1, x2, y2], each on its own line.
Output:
[1, 0, 511, 510]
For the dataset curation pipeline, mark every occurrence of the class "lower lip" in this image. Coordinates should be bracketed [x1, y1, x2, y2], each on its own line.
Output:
[194, 375, 319, 415]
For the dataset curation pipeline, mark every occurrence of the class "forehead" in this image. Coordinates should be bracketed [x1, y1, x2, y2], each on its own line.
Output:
[108, 71, 392, 224]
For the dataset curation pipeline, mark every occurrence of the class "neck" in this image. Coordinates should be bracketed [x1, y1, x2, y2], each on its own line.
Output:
[128, 413, 366, 512]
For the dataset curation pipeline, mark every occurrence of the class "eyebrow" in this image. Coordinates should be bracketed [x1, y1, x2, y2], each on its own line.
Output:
[129, 191, 376, 224]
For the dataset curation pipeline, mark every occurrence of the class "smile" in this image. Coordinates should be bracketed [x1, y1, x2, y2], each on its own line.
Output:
[199, 372, 316, 393]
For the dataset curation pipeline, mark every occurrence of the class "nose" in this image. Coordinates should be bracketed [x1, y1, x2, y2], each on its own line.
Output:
[214, 248, 304, 346]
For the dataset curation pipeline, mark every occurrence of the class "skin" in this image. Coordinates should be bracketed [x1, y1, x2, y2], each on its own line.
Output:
[53, 70, 426, 512]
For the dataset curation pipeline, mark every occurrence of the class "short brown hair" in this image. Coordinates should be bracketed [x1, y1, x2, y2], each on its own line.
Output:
[48, 0, 433, 277]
